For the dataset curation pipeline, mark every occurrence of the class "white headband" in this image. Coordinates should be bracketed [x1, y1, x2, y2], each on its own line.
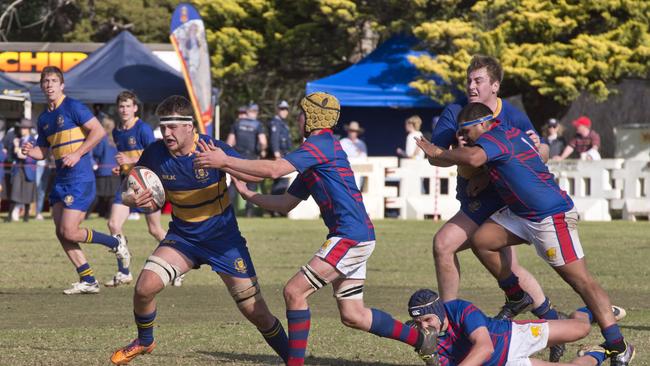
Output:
[159, 115, 193, 125]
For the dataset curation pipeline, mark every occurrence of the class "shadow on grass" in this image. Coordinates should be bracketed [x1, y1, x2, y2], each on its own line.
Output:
[621, 324, 650, 331]
[197, 351, 420, 365]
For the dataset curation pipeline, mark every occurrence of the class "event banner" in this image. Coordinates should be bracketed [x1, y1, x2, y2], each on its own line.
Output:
[170, 3, 213, 135]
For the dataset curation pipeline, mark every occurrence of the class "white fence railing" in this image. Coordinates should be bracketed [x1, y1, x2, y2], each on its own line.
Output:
[285, 158, 650, 221]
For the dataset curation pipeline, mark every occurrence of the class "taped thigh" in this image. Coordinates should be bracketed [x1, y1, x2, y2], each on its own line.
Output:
[143, 255, 181, 287]
[334, 283, 364, 300]
[229, 280, 262, 308]
[301, 264, 329, 291]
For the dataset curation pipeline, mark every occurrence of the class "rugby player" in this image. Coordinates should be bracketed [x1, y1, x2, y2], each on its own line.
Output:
[415, 102, 635, 366]
[407, 288, 612, 366]
[110, 95, 289, 365]
[426, 55, 568, 360]
[194, 92, 438, 366]
[104, 90, 166, 287]
[22, 66, 130, 295]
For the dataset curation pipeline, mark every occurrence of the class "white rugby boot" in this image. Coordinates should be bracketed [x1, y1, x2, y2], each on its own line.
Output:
[104, 272, 134, 287]
[63, 281, 100, 295]
[110, 234, 131, 269]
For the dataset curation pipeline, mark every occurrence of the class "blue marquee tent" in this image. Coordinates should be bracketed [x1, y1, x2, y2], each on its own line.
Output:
[29, 31, 187, 104]
[307, 35, 447, 108]
[306, 36, 463, 155]
[0, 72, 28, 92]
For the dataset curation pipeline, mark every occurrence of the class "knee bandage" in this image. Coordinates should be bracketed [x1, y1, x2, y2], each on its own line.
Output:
[334, 284, 364, 300]
[142, 255, 181, 287]
[229, 281, 262, 308]
[301, 264, 329, 290]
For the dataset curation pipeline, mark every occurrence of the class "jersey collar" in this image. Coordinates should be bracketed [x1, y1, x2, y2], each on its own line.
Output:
[48, 95, 65, 112]
[310, 128, 333, 136]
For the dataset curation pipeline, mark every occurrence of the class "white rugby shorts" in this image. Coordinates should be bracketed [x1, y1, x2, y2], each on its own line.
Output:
[491, 207, 585, 267]
[505, 320, 549, 366]
[316, 237, 375, 279]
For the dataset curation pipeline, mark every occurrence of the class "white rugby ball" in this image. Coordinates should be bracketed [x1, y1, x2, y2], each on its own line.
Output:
[126, 166, 165, 212]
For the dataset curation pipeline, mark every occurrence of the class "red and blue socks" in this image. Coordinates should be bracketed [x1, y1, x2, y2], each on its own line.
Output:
[286, 309, 311, 366]
[578, 307, 626, 354]
[135, 310, 156, 347]
[76, 263, 95, 283]
[531, 297, 560, 320]
[369, 308, 422, 348]
[259, 317, 289, 363]
[498, 273, 525, 301]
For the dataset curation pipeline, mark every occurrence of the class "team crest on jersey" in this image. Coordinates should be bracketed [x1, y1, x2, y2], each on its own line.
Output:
[56, 115, 65, 128]
[128, 136, 137, 146]
[546, 248, 557, 261]
[234, 258, 247, 273]
[194, 168, 209, 181]
[63, 194, 74, 206]
[468, 200, 481, 212]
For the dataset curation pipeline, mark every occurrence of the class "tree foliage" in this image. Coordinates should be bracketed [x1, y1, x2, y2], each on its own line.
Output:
[409, 0, 650, 122]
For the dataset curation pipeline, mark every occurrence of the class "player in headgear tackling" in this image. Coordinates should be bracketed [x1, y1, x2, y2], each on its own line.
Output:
[193, 92, 438, 365]
[109, 95, 289, 365]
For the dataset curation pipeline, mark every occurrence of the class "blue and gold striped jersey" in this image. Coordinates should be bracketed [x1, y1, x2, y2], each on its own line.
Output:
[137, 134, 243, 245]
[113, 118, 156, 174]
[36, 96, 96, 183]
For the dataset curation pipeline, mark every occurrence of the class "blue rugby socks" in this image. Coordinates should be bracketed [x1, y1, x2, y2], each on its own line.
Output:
[259, 317, 289, 363]
[531, 297, 560, 320]
[369, 308, 422, 348]
[135, 310, 156, 347]
[602, 324, 626, 353]
[287, 309, 311, 366]
[83, 229, 119, 249]
[76, 263, 96, 283]
[577, 306, 595, 323]
[498, 273, 525, 301]
[117, 258, 130, 275]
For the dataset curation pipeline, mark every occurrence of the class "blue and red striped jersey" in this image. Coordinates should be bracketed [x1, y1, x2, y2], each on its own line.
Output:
[475, 123, 574, 222]
[285, 129, 375, 242]
[438, 299, 512, 366]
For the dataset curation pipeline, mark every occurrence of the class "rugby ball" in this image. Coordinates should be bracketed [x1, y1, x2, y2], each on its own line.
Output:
[125, 166, 165, 212]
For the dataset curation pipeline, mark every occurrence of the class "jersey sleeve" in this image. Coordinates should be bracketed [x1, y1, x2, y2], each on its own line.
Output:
[475, 131, 511, 163]
[449, 300, 488, 336]
[507, 106, 538, 136]
[139, 123, 156, 148]
[284, 140, 327, 173]
[287, 175, 310, 200]
[36, 119, 49, 147]
[256, 121, 266, 135]
[212, 138, 243, 159]
[71, 100, 95, 126]
[431, 104, 461, 148]
[136, 144, 154, 169]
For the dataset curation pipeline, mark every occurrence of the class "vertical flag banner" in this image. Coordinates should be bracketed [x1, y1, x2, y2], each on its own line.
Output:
[170, 3, 213, 135]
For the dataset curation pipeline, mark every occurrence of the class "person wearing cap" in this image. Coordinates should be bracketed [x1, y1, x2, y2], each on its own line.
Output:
[340, 121, 368, 159]
[194, 92, 439, 366]
[554, 116, 601, 161]
[407, 288, 615, 366]
[543, 118, 566, 159]
[268, 100, 292, 206]
[110, 95, 289, 365]
[6, 118, 37, 222]
[415, 102, 635, 366]
[226, 102, 268, 217]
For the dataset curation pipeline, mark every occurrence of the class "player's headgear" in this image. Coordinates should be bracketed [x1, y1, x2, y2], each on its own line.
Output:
[457, 102, 494, 130]
[300, 92, 340, 133]
[408, 289, 446, 324]
[159, 115, 193, 125]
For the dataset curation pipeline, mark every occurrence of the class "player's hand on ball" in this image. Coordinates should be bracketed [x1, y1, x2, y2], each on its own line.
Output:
[415, 136, 443, 158]
[123, 188, 155, 210]
[194, 139, 226, 169]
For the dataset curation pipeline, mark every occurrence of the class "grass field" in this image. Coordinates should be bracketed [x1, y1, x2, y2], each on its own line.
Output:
[0, 217, 648, 365]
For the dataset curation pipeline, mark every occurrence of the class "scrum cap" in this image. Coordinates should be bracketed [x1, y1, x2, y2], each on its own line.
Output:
[408, 289, 446, 324]
[300, 92, 340, 133]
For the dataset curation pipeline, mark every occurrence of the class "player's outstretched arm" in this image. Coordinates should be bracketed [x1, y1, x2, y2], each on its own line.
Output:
[458, 327, 493, 366]
[232, 176, 301, 214]
[21, 141, 47, 160]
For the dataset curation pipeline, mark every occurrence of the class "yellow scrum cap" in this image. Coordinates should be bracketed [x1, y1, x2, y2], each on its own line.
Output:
[300, 92, 340, 133]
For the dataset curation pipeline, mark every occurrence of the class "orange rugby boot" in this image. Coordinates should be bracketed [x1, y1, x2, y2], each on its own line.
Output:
[110, 339, 156, 365]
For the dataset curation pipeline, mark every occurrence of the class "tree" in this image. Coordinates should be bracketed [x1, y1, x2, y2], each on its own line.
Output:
[408, 0, 650, 125]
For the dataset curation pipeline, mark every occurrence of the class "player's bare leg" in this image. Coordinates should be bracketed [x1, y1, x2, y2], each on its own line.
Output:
[111, 246, 192, 365]
[221, 274, 289, 362]
[107, 203, 130, 237]
[52, 203, 90, 267]
[144, 210, 166, 241]
[432, 211, 475, 301]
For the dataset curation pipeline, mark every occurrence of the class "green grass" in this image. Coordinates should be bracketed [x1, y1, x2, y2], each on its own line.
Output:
[0, 217, 648, 365]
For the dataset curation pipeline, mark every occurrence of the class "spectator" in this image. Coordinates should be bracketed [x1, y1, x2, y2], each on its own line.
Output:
[0, 138, 6, 210]
[6, 118, 37, 222]
[543, 118, 566, 159]
[554, 116, 601, 160]
[90, 117, 120, 219]
[340, 121, 368, 159]
[269, 100, 292, 198]
[226, 103, 268, 217]
[396, 115, 425, 159]
[34, 147, 53, 221]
